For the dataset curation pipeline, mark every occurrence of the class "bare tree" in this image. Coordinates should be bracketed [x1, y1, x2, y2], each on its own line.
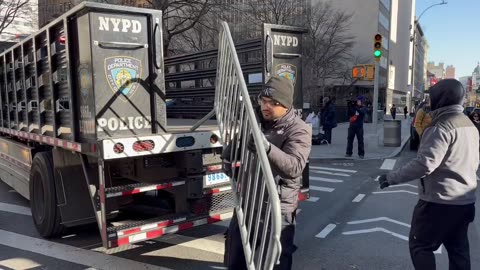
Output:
[0, 0, 34, 37]
[303, 1, 355, 104]
[244, 0, 299, 25]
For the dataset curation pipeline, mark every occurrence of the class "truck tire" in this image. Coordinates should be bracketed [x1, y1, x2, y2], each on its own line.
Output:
[29, 152, 65, 237]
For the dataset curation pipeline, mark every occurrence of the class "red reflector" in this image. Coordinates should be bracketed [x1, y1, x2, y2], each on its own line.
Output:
[59, 36, 66, 43]
[116, 237, 130, 246]
[298, 192, 308, 201]
[207, 165, 222, 171]
[133, 140, 155, 152]
[113, 143, 124, 154]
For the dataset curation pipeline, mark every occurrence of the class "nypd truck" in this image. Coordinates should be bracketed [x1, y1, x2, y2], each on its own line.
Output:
[0, 1, 308, 249]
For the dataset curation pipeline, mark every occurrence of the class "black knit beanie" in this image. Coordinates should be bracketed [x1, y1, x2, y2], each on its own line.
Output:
[259, 76, 294, 108]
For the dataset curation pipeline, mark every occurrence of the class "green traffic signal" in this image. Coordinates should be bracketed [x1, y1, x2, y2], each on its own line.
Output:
[374, 50, 382, 58]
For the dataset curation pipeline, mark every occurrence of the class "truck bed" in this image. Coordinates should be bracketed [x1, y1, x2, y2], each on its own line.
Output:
[166, 118, 219, 133]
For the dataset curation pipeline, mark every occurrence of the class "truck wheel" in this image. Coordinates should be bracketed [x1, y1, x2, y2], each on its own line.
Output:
[29, 152, 65, 237]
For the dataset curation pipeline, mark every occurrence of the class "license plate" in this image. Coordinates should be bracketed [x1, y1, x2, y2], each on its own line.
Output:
[204, 172, 230, 186]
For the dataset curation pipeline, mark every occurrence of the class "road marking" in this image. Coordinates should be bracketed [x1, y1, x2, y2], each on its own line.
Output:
[342, 227, 408, 241]
[0, 258, 41, 269]
[316, 224, 336, 238]
[310, 176, 343, 183]
[477, 175, 480, 181]
[352, 194, 365, 202]
[0, 229, 172, 270]
[156, 234, 225, 255]
[310, 166, 357, 173]
[380, 159, 396, 170]
[393, 184, 417, 188]
[0, 202, 31, 216]
[309, 186, 335, 192]
[434, 245, 443, 254]
[347, 217, 410, 228]
[311, 170, 350, 177]
[306, 196, 320, 202]
[373, 190, 418, 195]
[296, 209, 302, 215]
[374, 176, 380, 182]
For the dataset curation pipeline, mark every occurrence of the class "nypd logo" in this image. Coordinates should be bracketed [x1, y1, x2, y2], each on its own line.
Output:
[105, 57, 142, 100]
[275, 64, 297, 86]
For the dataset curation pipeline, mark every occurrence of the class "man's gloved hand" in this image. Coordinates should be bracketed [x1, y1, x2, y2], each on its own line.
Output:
[247, 133, 271, 154]
[222, 159, 232, 178]
[378, 174, 390, 189]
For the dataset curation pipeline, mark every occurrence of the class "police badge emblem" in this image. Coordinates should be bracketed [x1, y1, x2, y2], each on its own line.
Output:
[105, 56, 142, 101]
[275, 64, 297, 86]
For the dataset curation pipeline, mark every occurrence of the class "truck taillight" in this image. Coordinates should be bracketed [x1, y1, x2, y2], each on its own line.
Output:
[133, 140, 155, 152]
[113, 143, 124, 154]
[59, 36, 66, 44]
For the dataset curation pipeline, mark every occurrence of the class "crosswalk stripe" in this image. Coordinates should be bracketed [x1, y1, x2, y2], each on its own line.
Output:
[310, 166, 357, 173]
[0, 202, 31, 216]
[310, 176, 343, 183]
[0, 229, 172, 270]
[306, 196, 320, 202]
[155, 234, 225, 255]
[309, 186, 334, 192]
[311, 170, 350, 177]
[380, 159, 396, 170]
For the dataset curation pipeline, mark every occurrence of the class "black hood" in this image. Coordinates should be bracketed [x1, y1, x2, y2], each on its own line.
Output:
[430, 79, 465, 111]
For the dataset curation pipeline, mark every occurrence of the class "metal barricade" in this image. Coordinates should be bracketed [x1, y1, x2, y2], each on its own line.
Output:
[214, 21, 282, 270]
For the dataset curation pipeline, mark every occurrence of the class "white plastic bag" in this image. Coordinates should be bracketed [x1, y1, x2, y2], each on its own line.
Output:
[311, 115, 320, 136]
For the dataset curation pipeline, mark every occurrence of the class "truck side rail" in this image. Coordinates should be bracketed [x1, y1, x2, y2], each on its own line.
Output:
[215, 21, 282, 270]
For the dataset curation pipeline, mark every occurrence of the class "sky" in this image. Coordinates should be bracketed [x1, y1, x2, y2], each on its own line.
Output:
[415, 0, 480, 78]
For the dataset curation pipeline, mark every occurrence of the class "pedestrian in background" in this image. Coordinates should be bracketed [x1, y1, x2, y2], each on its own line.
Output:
[404, 105, 408, 119]
[346, 96, 366, 159]
[469, 111, 480, 134]
[321, 97, 337, 144]
[223, 76, 312, 270]
[390, 104, 397, 120]
[378, 79, 477, 270]
[414, 99, 432, 138]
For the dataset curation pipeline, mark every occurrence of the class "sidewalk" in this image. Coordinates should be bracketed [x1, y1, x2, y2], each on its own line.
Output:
[310, 116, 411, 160]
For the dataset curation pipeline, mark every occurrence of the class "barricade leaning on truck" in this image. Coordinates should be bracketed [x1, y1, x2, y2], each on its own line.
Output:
[0, 1, 233, 249]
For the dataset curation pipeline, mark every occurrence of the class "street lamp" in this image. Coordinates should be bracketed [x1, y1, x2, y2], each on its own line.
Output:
[410, 0, 447, 108]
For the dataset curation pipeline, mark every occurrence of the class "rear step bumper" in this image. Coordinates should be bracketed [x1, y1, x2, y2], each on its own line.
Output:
[109, 211, 233, 247]
[105, 180, 186, 198]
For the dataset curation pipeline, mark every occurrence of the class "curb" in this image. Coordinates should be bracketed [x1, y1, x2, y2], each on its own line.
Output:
[309, 134, 411, 161]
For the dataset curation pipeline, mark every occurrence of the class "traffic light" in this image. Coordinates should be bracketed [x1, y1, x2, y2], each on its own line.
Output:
[365, 64, 375, 81]
[374, 34, 382, 61]
[352, 65, 366, 79]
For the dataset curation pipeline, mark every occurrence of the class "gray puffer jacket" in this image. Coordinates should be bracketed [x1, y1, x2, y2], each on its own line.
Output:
[262, 109, 312, 214]
[222, 109, 312, 215]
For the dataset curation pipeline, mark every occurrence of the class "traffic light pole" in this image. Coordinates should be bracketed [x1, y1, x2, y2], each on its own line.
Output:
[372, 60, 380, 131]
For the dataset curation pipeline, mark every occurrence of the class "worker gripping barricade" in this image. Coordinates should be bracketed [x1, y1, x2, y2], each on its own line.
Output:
[215, 21, 312, 270]
[215, 21, 282, 270]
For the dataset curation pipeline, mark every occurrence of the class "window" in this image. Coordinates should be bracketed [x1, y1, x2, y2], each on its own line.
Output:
[380, 0, 391, 11]
[379, 12, 389, 30]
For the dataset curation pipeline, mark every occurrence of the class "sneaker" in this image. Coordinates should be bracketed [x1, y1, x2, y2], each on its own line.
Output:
[345, 154, 352, 157]
[359, 155, 365, 159]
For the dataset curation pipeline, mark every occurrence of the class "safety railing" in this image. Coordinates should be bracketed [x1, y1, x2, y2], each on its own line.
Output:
[214, 21, 282, 270]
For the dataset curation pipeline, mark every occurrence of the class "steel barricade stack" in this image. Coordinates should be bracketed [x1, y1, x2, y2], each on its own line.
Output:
[214, 21, 282, 270]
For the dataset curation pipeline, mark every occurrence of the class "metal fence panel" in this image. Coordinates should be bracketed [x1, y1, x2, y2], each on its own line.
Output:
[215, 21, 282, 270]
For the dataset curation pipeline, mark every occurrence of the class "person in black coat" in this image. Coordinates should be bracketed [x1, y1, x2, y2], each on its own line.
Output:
[346, 96, 367, 158]
[320, 97, 337, 144]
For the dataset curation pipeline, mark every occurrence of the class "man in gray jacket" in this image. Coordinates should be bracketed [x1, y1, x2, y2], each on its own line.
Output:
[223, 76, 312, 270]
[378, 79, 477, 270]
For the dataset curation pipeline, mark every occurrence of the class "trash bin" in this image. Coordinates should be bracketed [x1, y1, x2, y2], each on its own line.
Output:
[384, 120, 401, 147]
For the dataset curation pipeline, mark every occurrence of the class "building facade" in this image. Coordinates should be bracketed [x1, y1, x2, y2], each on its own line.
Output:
[0, 0, 38, 42]
[411, 20, 428, 104]
[427, 61, 445, 80]
[388, 0, 415, 112]
[317, 0, 394, 109]
[445, 65, 455, 79]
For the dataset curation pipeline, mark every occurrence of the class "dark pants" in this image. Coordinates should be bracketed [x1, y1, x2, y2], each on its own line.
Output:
[392, 113, 396, 119]
[404, 113, 407, 119]
[346, 126, 364, 156]
[224, 210, 296, 270]
[324, 128, 332, 144]
[409, 200, 475, 270]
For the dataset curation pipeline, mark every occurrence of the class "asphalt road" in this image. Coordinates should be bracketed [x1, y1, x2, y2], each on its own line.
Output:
[0, 147, 479, 270]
